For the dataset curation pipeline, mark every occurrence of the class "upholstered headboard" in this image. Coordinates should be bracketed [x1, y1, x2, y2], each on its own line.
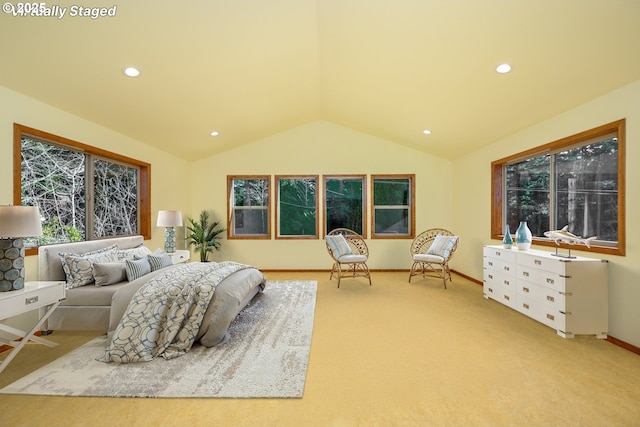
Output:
[38, 235, 145, 281]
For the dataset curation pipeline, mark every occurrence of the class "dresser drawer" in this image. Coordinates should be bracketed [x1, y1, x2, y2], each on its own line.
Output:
[516, 294, 566, 330]
[0, 282, 65, 320]
[517, 281, 566, 311]
[484, 257, 516, 277]
[483, 246, 517, 263]
[517, 252, 565, 275]
[517, 265, 566, 292]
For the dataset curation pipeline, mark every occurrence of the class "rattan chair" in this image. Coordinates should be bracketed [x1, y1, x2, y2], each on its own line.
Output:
[408, 228, 459, 288]
[325, 228, 372, 288]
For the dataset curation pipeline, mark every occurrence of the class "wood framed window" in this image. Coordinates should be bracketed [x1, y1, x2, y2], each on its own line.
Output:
[14, 123, 151, 255]
[275, 175, 319, 239]
[323, 175, 366, 237]
[491, 119, 625, 256]
[227, 175, 271, 239]
[371, 174, 415, 239]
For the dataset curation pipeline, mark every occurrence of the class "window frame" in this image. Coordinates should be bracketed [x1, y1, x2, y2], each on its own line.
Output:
[371, 174, 415, 239]
[491, 119, 625, 256]
[323, 174, 367, 237]
[14, 123, 151, 255]
[275, 175, 319, 240]
[226, 175, 271, 240]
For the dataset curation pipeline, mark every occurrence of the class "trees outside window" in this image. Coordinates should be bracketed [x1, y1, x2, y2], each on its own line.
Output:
[276, 175, 318, 239]
[371, 174, 415, 238]
[324, 175, 366, 236]
[493, 119, 625, 255]
[227, 176, 270, 239]
[14, 124, 151, 250]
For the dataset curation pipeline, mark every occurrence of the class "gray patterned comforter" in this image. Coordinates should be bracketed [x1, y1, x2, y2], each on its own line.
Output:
[98, 261, 253, 363]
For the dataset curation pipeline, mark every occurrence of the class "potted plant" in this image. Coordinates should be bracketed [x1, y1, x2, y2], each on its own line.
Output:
[185, 210, 226, 262]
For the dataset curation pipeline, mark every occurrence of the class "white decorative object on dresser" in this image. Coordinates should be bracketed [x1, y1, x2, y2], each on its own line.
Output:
[483, 245, 608, 339]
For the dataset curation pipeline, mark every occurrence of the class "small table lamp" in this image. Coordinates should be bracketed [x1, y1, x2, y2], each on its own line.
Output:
[157, 210, 183, 253]
[0, 206, 43, 292]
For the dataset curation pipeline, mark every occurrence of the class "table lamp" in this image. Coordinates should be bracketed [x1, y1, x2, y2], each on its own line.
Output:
[0, 205, 43, 291]
[157, 210, 182, 253]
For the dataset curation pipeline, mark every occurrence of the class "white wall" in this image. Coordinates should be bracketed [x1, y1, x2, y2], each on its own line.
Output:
[189, 120, 454, 270]
[452, 79, 640, 348]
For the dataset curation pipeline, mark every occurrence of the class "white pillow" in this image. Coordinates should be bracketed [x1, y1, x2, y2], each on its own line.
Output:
[117, 246, 152, 261]
[93, 261, 127, 286]
[326, 234, 353, 258]
[59, 245, 118, 289]
[426, 234, 459, 259]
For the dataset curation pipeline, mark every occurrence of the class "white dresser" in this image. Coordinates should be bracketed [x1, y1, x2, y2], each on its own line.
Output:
[483, 245, 608, 339]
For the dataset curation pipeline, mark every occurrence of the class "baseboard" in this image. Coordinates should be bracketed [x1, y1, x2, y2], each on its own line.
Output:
[605, 335, 640, 356]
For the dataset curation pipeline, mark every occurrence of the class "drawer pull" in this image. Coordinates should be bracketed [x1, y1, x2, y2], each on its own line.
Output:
[488, 274, 493, 279]
[522, 287, 529, 293]
[495, 251, 501, 256]
[503, 280, 510, 286]
[535, 259, 542, 265]
[560, 311, 572, 315]
[559, 292, 572, 296]
[522, 271, 529, 277]
[522, 303, 529, 310]
[503, 295, 510, 301]
[504, 266, 510, 272]
[25, 296, 39, 305]
[488, 287, 493, 293]
[546, 295, 555, 302]
[546, 313, 555, 321]
[488, 261, 493, 267]
[546, 278, 555, 285]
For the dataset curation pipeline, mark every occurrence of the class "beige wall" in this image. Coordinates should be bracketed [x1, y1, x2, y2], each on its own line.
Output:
[452, 79, 640, 348]
[0, 85, 191, 282]
[189, 120, 453, 270]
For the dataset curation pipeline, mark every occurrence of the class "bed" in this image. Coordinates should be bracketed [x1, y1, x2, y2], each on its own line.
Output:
[38, 236, 266, 356]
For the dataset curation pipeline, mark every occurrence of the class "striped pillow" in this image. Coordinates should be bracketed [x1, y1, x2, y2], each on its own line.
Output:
[326, 234, 353, 258]
[125, 257, 152, 281]
[148, 252, 173, 271]
[426, 234, 459, 259]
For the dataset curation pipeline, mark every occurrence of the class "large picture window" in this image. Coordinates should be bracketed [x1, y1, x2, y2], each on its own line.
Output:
[492, 119, 625, 256]
[276, 175, 318, 239]
[323, 175, 366, 236]
[14, 124, 151, 252]
[371, 174, 415, 239]
[227, 176, 270, 239]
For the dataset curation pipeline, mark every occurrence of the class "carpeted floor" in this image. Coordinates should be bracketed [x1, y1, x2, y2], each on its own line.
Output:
[0, 280, 317, 398]
[1, 271, 639, 427]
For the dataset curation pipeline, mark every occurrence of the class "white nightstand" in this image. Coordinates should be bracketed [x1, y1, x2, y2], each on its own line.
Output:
[0, 281, 66, 373]
[168, 249, 190, 264]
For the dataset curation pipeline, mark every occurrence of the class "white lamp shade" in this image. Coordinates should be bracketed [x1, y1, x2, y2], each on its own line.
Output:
[157, 210, 183, 227]
[0, 206, 43, 238]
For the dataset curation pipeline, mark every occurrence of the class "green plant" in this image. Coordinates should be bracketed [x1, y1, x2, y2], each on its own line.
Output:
[185, 210, 226, 262]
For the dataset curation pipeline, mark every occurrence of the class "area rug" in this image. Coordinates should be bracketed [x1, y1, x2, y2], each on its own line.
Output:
[0, 280, 317, 398]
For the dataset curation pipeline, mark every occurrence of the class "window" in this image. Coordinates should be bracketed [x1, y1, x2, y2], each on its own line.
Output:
[14, 124, 151, 252]
[323, 175, 366, 236]
[276, 175, 318, 239]
[227, 176, 271, 239]
[492, 119, 625, 256]
[371, 174, 415, 238]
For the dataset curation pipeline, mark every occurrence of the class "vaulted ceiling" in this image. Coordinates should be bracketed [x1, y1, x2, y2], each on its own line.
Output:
[1, 1, 640, 161]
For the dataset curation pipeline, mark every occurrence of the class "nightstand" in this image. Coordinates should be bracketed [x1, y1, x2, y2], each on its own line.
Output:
[168, 249, 190, 264]
[0, 281, 65, 373]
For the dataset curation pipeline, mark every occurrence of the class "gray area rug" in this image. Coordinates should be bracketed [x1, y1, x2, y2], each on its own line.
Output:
[0, 280, 317, 398]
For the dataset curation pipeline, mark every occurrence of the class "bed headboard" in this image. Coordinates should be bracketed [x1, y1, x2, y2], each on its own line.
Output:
[38, 235, 145, 281]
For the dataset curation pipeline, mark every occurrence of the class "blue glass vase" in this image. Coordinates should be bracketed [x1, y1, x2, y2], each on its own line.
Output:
[502, 224, 513, 249]
[515, 221, 532, 251]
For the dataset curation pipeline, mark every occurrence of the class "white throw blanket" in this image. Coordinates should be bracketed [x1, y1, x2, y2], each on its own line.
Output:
[98, 261, 251, 363]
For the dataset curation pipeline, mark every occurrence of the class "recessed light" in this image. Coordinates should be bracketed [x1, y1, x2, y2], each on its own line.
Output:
[496, 63, 512, 74]
[123, 67, 141, 77]
[422, 129, 432, 135]
[210, 131, 219, 136]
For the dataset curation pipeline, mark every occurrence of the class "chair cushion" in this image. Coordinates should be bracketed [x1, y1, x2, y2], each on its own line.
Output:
[425, 234, 459, 259]
[338, 254, 367, 263]
[413, 253, 445, 263]
[326, 234, 353, 258]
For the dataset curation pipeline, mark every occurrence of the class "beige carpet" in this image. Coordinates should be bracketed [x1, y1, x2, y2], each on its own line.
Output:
[0, 280, 317, 398]
[1, 271, 639, 427]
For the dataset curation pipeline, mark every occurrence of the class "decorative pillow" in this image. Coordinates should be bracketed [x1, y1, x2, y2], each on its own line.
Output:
[326, 234, 353, 258]
[117, 246, 152, 261]
[93, 261, 127, 286]
[125, 257, 152, 282]
[59, 245, 118, 289]
[148, 252, 173, 271]
[426, 234, 459, 260]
